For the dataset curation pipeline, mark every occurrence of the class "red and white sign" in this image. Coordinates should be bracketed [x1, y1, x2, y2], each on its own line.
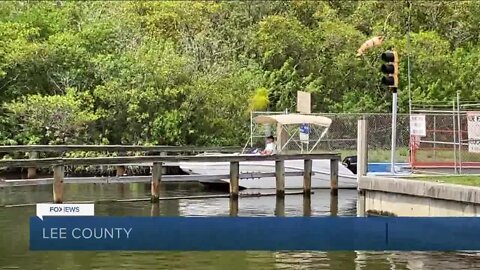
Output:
[467, 111, 480, 153]
[409, 114, 426, 137]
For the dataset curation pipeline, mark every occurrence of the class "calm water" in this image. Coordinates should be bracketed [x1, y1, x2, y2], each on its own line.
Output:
[1, 182, 480, 270]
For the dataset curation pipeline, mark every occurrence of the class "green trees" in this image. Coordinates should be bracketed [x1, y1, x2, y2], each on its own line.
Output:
[3, 88, 97, 145]
[1, 1, 480, 146]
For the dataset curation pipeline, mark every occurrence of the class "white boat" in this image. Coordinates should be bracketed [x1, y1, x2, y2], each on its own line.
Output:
[178, 158, 357, 189]
[177, 113, 357, 189]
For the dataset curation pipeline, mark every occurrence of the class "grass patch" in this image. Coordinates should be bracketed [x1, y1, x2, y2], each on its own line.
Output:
[335, 148, 409, 163]
[405, 175, 480, 187]
[414, 149, 480, 162]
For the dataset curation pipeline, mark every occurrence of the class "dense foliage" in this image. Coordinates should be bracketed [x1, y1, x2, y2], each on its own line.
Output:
[1, 1, 479, 146]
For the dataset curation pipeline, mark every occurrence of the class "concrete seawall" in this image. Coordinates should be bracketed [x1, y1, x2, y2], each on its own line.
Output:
[358, 176, 480, 216]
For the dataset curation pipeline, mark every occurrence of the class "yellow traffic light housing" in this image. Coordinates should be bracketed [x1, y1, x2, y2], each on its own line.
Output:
[380, 50, 399, 91]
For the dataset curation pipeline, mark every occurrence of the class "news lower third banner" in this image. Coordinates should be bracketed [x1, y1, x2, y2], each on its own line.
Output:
[31, 215, 480, 251]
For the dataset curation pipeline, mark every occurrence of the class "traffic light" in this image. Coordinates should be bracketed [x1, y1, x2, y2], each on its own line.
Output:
[380, 50, 399, 90]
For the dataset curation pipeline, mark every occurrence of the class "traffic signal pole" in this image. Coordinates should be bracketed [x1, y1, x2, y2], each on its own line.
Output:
[391, 88, 398, 174]
[380, 50, 399, 174]
[356, 42, 399, 175]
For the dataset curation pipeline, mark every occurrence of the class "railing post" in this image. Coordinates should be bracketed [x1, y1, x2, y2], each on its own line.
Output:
[160, 152, 167, 174]
[275, 196, 285, 217]
[229, 197, 238, 217]
[229, 161, 239, 198]
[151, 162, 162, 203]
[330, 193, 338, 216]
[53, 165, 64, 203]
[303, 159, 312, 196]
[303, 195, 311, 216]
[330, 158, 338, 196]
[275, 159, 285, 197]
[116, 165, 126, 176]
[27, 151, 38, 179]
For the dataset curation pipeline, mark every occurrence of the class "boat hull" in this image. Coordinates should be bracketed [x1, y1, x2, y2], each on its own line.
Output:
[179, 159, 357, 189]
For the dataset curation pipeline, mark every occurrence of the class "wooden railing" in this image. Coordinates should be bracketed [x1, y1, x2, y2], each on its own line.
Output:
[0, 144, 242, 178]
[0, 145, 241, 153]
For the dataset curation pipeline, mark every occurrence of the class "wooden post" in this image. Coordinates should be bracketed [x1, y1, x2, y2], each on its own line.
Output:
[357, 119, 368, 177]
[275, 196, 285, 217]
[229, 197, 238, 217]
[276, 123, 288, 154]
[116, 165, 126, 176]
[160, 152, 167, 174]
[303, 159, 312, 196]
[151, 162, 162, 203]
[357, 189, 366, 217]
[330, 158, 338, 196]
[229, 161, 239, 198]
[27, 151, 38, 179]
[303, 195, 311, 216]
[275, 159, 285, 197]
[330, 194, 338, 216]
[53, 165, 64, 203]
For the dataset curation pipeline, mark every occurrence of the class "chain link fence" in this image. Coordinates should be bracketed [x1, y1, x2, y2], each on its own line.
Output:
[248, 111, 411, 163]
[410, 103, 480, 173]
[249, 110, 480, 173]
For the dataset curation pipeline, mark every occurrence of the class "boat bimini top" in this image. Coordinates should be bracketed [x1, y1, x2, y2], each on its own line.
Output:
[249, 113, 333, 154]
[254, 114, 332, 127]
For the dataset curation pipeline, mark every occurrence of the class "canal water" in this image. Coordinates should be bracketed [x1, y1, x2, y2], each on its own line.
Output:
[1, 182, 480, 270]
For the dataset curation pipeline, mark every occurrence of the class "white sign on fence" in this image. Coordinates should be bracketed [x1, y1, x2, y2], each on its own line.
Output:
[410, 114, 426, 137]
[467, 111, 480, 153]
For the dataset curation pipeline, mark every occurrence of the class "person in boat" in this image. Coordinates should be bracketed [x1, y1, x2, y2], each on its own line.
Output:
[260, 135, 277, 155]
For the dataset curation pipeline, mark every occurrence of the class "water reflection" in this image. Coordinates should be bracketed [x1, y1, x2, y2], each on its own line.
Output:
[1, 183, 479, 269]
[150, 203, 159, 216]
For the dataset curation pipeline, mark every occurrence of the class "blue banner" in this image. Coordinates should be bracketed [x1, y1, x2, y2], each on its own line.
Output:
[300, 123, 310, 134]
[30, 217, 480, 251]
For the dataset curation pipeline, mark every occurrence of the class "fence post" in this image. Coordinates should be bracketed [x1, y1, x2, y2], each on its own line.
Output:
[229, 161, 239, 198]
[151, 162, 162, 203]
[452, 99, 458, 174]
[457, 91, 462, 174]
[27, 151, 38, 179]
[53, 165, 64, 203]
[275, 159, 285, 197]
